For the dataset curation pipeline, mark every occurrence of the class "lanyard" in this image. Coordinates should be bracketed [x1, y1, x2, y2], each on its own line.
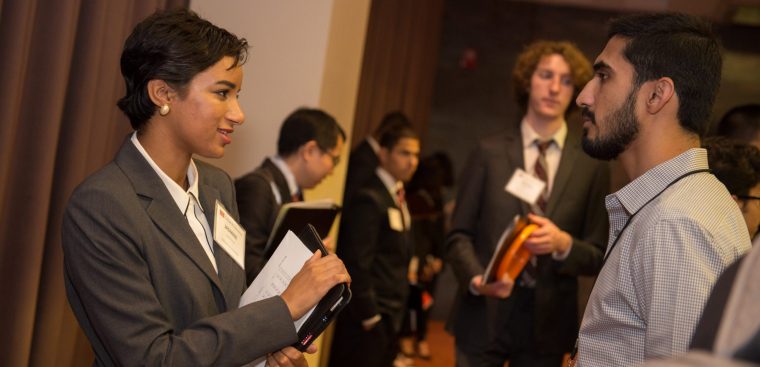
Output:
[568, 168, 711, 365]
[600, 168, 711, 267]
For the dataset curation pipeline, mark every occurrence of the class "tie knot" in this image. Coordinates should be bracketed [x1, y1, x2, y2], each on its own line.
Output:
[396, 187, 406, 206]
[535, 139, 553, 154]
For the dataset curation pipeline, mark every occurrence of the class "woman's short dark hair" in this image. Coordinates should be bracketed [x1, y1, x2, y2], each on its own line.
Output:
[117, 9, 249, 130]
[512, 40, 592, 113]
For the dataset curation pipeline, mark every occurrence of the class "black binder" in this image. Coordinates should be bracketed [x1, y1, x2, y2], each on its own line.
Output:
[263, 201, 341, 260]
[291, 224, 352, 351]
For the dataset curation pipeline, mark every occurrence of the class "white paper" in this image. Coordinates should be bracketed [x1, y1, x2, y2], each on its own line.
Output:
[239, 230, 317, 367]
[505, 168, 545, 205]
[387, 208, 403, 232]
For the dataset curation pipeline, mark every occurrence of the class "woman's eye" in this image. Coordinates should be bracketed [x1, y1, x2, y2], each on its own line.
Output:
[215, 90, 229, 98]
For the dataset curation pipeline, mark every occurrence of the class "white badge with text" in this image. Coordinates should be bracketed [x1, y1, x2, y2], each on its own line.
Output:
[213, 200, 246, 270]
[388, 207, 404, 232]
[505, 168, 546, 205]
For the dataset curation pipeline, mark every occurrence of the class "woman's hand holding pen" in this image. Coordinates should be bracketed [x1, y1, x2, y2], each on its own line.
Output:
[280, 250, 350, 320]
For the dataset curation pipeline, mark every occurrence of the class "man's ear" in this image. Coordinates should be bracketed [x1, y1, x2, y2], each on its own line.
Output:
[644, 77, 675, 115]
[146, 79, 177, 108]
[300, 140, 320, 160]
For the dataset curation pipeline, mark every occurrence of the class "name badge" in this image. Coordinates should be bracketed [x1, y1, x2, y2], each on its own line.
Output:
[213, 200, 246, 270]
[388, 208, 404, 232]
[505, 168, 546, 206]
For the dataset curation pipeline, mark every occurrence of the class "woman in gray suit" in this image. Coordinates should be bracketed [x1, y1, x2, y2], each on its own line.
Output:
[62, 9, 348, 367]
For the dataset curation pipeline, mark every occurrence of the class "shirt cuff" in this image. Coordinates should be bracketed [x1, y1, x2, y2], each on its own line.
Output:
[361, 314, 382, 328]
[469, 277, 481, 295]
[552, 240, 573, 261]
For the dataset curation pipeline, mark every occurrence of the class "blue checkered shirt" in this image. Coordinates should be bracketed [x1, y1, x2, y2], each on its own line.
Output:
[578, 148, 751, 366]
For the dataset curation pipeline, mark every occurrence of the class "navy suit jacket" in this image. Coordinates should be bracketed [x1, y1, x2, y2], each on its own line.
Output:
[336, 173, 413, 331]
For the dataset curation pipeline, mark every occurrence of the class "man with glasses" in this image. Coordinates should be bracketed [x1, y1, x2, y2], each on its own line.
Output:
[236, 107, 345, 284]
[704, 137, 760, 243]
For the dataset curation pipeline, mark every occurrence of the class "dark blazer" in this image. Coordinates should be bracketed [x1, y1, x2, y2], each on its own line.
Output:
[446, 122, 610, 355]
[235, 158, 295, 284]
[335, 173, 413, 331]
[343, 139, 379, 203]
[62, 140, 297, 367]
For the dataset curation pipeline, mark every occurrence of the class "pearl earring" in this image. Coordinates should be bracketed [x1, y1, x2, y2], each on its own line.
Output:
[159, 104, 170, 116]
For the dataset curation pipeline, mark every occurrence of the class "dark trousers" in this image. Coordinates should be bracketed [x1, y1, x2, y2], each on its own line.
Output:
[400, 284, 430, 340]
[329, 315, 398, 367]
[458, 287, 564, 367]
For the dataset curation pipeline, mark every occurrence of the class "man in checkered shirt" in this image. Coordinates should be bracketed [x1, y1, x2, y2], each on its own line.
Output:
[574, 12, 752, 366]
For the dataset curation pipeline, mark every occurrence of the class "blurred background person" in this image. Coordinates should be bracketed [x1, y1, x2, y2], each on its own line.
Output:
[446, 40, 608, 367]
[398, 152, 454, 362]
[704, 136, 760, 244]
[715, 103, 760, 150]
[343, 112, 413, 203]
[330, 122, 420, 367]
[235, 108, 345, 283]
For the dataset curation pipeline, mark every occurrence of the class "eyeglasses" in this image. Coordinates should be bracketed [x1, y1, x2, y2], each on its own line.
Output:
[320, 149, 341, 166]
[737, 195, 760, 201]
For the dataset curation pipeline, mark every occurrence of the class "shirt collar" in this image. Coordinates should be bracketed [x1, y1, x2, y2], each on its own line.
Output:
[367, 136, 381, 155]
[520, 119, 567, 149]
[130, 132, 201, 213]
[269, 155, 300, 196]
[613, 148, 709, 215]
[376, 166, 402, 200]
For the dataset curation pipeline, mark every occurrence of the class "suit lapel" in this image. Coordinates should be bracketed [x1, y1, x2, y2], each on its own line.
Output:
[503, 128, 531, 216]
[197, 169, 241, 310]
[263, 158, 293, 204]
[545, 124, 580, 217]
[115, 141, 225, 298]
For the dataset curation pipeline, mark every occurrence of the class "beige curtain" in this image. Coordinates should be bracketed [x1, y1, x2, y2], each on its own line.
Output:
[0, 1, 187, 366]
[351, 0, 445, 147]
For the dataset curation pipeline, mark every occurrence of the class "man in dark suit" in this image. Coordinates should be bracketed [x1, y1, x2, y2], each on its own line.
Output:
[236, 108, 345, 283]
[343, 112, 412, 203]
[330, 124, 421, 367]
[446, 41, 610, 367]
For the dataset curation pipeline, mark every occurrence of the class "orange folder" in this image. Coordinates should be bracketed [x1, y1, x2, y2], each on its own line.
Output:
[483, 215, 538, 283]
[495, 223, 538, 280]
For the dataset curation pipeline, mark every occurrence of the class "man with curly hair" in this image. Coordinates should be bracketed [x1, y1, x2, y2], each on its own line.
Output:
[446, 40, 610, 367]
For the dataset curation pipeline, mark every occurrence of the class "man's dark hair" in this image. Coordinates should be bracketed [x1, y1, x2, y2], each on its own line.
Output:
[277, 108, 345, 157]
[705, 137, 760, 197]
[378, 115, 418, 151]
[117, 9, 249, 130]
[715, 104, 760, 144]
[608, 12, 722, 137]
[373, 111, 412, 139]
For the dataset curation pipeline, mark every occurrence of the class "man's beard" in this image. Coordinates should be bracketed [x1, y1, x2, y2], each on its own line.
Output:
[581, 88, 640, 161]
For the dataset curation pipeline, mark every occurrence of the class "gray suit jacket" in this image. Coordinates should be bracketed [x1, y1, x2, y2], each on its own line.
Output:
[446, 122, 609, 355]
[63, 140, 297, 366]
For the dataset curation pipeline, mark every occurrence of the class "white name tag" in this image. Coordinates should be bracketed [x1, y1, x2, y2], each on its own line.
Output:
[388, 208, 404, 232]
[213, 200, 246, 270]
[505, 168, 546, 205]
